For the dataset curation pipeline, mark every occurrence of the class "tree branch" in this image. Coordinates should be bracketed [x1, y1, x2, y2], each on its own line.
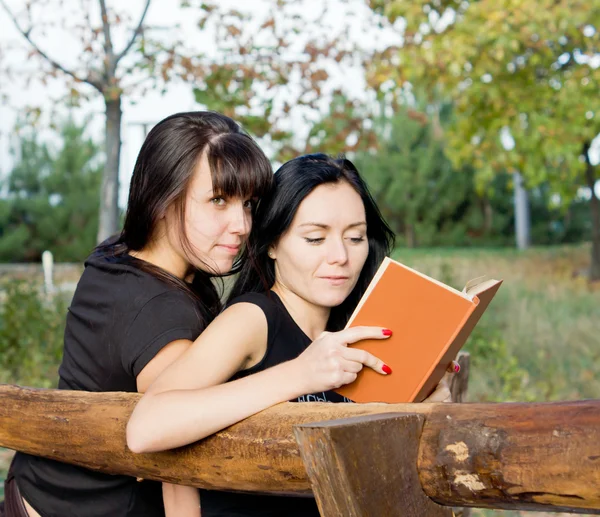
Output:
[98, 0, 115, 75]
[115, 0, 151, 65]
[0, 0, 104, 91]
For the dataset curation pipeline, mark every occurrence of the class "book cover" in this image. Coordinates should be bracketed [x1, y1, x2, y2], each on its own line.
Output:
[334, 257, 502, 403]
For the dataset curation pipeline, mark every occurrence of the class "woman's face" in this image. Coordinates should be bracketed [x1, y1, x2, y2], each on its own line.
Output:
[270, 180, 369, 308]
[166, 151, 255, 275]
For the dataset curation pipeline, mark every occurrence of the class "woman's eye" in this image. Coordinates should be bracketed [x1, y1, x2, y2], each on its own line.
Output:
[243, 199, 255, 210]
[304, 237, 325, 244]
[349, 236, 366, 243]
[211, 197, 226, 206]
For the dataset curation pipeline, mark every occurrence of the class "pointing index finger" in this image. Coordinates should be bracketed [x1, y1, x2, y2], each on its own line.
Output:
[338, 326, 392, 346]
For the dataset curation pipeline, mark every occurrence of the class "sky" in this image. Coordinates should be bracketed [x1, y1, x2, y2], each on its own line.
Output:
[0, 0, 598, 205]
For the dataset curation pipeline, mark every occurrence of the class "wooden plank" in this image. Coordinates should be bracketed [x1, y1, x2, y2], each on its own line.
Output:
[450, 351, 472, 517]
[294, 412, 452, 517]
[419, 401, 600, 513]
[1, 384, 600, 514]
[0, 384, 426, 494]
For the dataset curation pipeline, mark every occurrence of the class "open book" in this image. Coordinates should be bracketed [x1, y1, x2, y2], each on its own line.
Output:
[334, 257, 502, 403]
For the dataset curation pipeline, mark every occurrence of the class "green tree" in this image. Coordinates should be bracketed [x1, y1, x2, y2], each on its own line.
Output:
[370, 0, 600, 279]
[355, 102, 494, 247]
[0, 120, 102, 262]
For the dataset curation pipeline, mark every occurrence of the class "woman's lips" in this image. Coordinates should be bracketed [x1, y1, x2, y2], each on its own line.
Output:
[217, 244, 240, 255]
[320, 276, 349, 286]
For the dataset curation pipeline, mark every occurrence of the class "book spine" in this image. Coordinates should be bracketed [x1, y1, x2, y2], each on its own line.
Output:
[408, 300, 479, 402]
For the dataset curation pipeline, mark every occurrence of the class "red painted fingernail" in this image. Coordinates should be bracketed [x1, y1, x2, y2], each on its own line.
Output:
[382, 364, 392, 374]
[454, 363, 461, 373]
[382, 329, 392, 336]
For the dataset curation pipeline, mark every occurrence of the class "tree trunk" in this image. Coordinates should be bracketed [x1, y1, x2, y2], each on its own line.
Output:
[513, 172, 530, 250]
[584, 151, 600, 282]
[97, 96, 122, 243]
[0, 385, 429, 493]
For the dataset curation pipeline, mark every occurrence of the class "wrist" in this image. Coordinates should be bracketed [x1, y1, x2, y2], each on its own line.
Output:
[273, 359, 308, 400]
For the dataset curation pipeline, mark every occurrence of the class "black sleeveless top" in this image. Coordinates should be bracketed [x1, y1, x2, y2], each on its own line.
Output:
[199, 291, 352, 517]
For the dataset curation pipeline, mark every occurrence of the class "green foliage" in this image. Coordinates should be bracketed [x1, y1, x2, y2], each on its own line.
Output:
[0, 448, 10, 500]
[0, 280, 67, 388]
[372, 0, 599, 188]
[466, 326, 537, 402]
[371, 0, 600, 278]
[305, 93, 373, 156]
[528, 185, 592, 245]
[352, 100, 591, 248]
[0, 120, 102, 262]
[485, 173, 592, 246]
[355, 103, 480, 246]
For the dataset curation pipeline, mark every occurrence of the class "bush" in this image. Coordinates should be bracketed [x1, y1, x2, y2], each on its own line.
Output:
[0, 280, 67, 387]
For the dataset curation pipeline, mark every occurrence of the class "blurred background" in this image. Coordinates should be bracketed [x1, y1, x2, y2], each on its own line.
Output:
[0, 1, 598, 515]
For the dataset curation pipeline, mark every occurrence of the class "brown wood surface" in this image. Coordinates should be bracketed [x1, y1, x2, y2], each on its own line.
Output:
[1, 384, 600, 514]
[0, 384, 427, 494]
[450, 351, 472, 517]
[419, 400, 600, 513]
[294, 412, 452, 517]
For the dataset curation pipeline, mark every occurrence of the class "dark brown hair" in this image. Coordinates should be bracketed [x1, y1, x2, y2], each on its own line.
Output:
[100, 111, 273, 324]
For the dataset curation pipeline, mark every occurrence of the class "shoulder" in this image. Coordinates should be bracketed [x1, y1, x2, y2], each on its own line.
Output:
[214, 296, 270, 333]
[181, 297, 269, 371]
[206, 294, 277, 348]
[227, 292, 284, 326]
[75, 253, 204, 342]
[80, 251, 200, 315]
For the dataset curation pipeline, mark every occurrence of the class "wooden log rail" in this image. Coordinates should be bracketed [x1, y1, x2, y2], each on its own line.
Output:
[1, 384, 599, 515]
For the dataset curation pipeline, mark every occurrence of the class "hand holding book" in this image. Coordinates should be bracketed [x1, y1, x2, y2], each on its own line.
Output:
[289, 325, 393, 396]
[334, 257, 502, 403]
[421, 363, 458, 403]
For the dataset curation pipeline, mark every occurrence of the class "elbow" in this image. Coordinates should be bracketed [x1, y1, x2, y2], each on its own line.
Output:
[126, 419, 153, 454]
[126, 404, 157, 454]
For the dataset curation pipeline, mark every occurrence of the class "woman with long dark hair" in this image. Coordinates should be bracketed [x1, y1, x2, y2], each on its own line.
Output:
[127, 154, 453, 517]
[5, 111, 273, 517]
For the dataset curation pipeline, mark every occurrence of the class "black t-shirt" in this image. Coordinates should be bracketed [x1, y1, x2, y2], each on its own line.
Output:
[12, 249, 206, 517]
[200, 291, 352, 517]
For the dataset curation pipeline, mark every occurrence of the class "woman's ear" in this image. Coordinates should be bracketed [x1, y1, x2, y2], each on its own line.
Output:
[267, 247, 276, 260]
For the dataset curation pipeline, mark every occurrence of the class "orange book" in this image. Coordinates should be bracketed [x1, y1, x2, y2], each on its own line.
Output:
[335, 257, 502, 403]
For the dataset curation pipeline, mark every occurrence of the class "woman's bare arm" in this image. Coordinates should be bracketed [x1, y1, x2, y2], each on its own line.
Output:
[127, 303, 392, 453]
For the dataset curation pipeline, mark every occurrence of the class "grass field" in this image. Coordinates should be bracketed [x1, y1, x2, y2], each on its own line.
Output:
[1, 244, 599, 513]
[395, 244, 600, 403]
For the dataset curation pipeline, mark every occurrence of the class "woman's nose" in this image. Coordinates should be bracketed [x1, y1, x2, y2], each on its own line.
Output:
[229, 204, 251, 235]
[326, 239, 349, 264]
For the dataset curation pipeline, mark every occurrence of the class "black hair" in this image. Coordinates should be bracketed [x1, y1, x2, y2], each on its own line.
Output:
[98, 111, 273, 326]
[228, 153, 395, 331]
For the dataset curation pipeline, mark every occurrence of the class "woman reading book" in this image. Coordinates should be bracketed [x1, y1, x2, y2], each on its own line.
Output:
[127, 154, 455, 517]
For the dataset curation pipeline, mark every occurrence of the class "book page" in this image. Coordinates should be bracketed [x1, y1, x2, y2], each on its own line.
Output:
[464, 277, 500, 299]
[463, 275, 489, 293]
